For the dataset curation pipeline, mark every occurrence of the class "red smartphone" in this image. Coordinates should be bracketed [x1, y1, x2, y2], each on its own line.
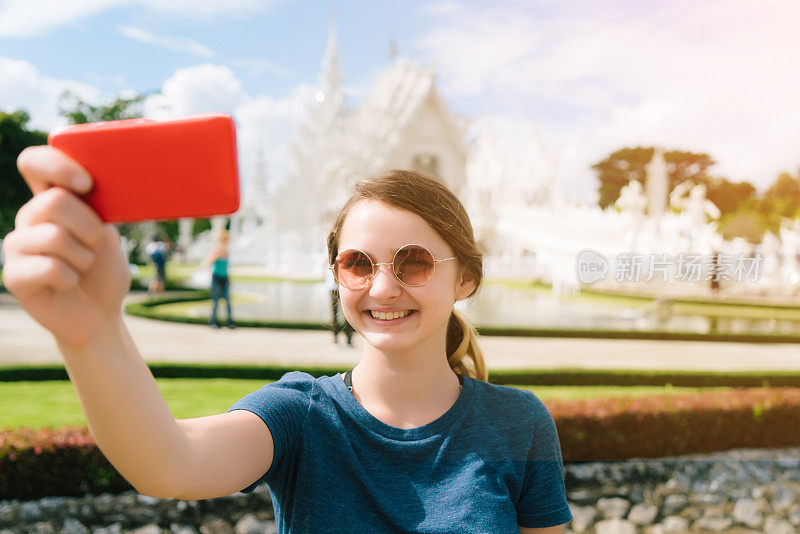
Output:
[48, 113, 240, 223]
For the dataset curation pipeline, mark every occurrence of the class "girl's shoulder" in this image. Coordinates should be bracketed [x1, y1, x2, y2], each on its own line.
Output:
[469, 379, 553, 422]
[240, 371, 319, 400]
[269, 370, 318, 389]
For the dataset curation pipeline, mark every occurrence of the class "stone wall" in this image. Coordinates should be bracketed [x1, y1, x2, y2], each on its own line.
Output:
[564, 447, 800, 533]
[0, 487, 276, 534]
[1, 447, 798, 533]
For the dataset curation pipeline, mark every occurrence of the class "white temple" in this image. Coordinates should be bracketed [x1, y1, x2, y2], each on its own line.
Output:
[193, 21, 471, 277]
[179, 22, 800, 297]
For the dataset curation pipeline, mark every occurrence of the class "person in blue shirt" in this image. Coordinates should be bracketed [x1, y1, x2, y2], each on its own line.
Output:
[203, 229, 235, 329]
[227, 170, 572, 532]
[145, 232, 172, 296]
[5, 144, 571, 534]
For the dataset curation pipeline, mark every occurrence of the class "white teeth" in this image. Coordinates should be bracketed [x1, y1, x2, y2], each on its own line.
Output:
[370, 310, 412, 320]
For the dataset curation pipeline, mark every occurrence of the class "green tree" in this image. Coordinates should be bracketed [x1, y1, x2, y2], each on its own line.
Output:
[591, 147, 716, 209]
[58, 90, 146, 125]
[704, 177, 756, 217]
[0, 110, 48, 238]
[763, 169, 800, 219]
[716, 198, 784, 244]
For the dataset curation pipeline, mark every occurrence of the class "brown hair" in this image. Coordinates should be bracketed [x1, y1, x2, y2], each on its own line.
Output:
[327, 169, 488, 382]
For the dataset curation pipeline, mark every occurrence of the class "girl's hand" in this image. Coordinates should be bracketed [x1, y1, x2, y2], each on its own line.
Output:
[1, 146, 131, 347]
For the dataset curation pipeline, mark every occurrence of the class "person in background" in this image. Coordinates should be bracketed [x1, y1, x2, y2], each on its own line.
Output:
[145, 232, 172, 296]
[203, 229, 235, 329]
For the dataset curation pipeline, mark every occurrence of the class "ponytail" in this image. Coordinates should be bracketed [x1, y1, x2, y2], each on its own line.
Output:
[446, 309, 488, 382]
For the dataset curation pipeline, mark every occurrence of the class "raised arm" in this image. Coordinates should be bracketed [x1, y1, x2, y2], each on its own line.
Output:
[202, 245, 222, 268]
[55, 314, 275, 499]
[2, 146, 273, 499]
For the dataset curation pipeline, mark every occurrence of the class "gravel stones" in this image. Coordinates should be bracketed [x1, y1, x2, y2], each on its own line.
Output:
[597, 497, 631, 519]
[627, 503, 658, 525]
[560, 446, 800, 534]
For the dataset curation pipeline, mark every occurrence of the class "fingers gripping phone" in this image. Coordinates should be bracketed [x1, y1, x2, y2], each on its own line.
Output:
[48, 113, 240, 223]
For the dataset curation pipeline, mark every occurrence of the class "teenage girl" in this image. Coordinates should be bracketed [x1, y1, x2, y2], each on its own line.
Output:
[2, 147, 572, 533]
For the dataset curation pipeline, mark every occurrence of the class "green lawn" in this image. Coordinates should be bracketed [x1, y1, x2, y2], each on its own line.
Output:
[1, 379, 267, 429]
[0, 379, 727, 430]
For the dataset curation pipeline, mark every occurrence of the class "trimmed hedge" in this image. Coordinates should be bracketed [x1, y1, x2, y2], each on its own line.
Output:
[552, 387, 800, 461]
[128, 278, 190, 292]
[2, 387, 800, 499]
[0, 427, 132, 499]
[4, 364, 800, 388]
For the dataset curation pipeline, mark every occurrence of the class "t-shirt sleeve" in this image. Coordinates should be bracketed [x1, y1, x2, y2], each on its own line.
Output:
[225, 371, 315, 493]
[516, 393, 573, 528]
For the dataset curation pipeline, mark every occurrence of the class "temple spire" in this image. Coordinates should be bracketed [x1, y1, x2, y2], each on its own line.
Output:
[320, 14, 343, 96]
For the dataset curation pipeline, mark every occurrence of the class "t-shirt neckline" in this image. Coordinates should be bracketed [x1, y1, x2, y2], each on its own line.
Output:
[326, 372, 474, 441]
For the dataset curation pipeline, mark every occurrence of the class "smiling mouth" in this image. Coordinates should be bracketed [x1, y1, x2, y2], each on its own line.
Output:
[366, 310, 416, 321]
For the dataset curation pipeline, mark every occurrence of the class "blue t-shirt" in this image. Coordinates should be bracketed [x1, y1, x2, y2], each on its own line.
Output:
[226, 371, 572, 533]
[212, 257, 228, 279]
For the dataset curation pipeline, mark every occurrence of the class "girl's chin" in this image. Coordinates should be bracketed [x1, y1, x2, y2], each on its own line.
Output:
[362, 332, 412, 347]
[360, 333, 421, 354]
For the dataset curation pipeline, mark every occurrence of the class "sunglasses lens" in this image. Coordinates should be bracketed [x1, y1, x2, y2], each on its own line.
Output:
[394, 246, 435, 286]
[335, 250, 372, 289]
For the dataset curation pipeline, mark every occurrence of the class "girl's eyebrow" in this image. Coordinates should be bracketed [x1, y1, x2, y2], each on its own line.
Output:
[339, 244, 444, 260]
[340, 244, 410, 255]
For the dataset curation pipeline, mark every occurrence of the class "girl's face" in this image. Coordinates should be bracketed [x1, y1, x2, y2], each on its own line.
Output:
[336, 200, 476, 356]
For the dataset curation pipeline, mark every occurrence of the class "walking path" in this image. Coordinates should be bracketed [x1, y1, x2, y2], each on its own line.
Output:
[2, 293, 799, 372]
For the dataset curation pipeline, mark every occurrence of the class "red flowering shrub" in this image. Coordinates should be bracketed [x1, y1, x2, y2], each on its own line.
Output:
[0, 426, 131, 499]
[550, 387, 800, 461]
[2, 388, 800, 499]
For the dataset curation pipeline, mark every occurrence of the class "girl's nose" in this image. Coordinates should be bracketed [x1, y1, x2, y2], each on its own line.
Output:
[369, 264, 402, 297]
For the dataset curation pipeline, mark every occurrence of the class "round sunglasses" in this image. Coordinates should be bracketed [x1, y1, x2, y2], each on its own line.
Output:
[331, 244, 457, 290]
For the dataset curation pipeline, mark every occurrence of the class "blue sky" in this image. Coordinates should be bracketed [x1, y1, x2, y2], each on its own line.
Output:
[2, 0, 799, 204]
[0, 1, 426, 100]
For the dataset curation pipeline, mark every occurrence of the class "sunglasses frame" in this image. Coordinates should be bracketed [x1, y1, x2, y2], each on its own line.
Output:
[330, 243, 457, 290]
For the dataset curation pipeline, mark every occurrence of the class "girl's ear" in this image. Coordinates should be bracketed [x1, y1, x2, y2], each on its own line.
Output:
[454, 267, 476, 301]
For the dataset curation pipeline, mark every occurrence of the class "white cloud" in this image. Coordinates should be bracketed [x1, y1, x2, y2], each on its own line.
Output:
[0, 0, 125, 37]
[414, 0, 800, 202]
[144, 63, 245, 118]
[0, 0, 278, 37]
[0, 56, 100, 130]
[118, 25, 214, 58]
